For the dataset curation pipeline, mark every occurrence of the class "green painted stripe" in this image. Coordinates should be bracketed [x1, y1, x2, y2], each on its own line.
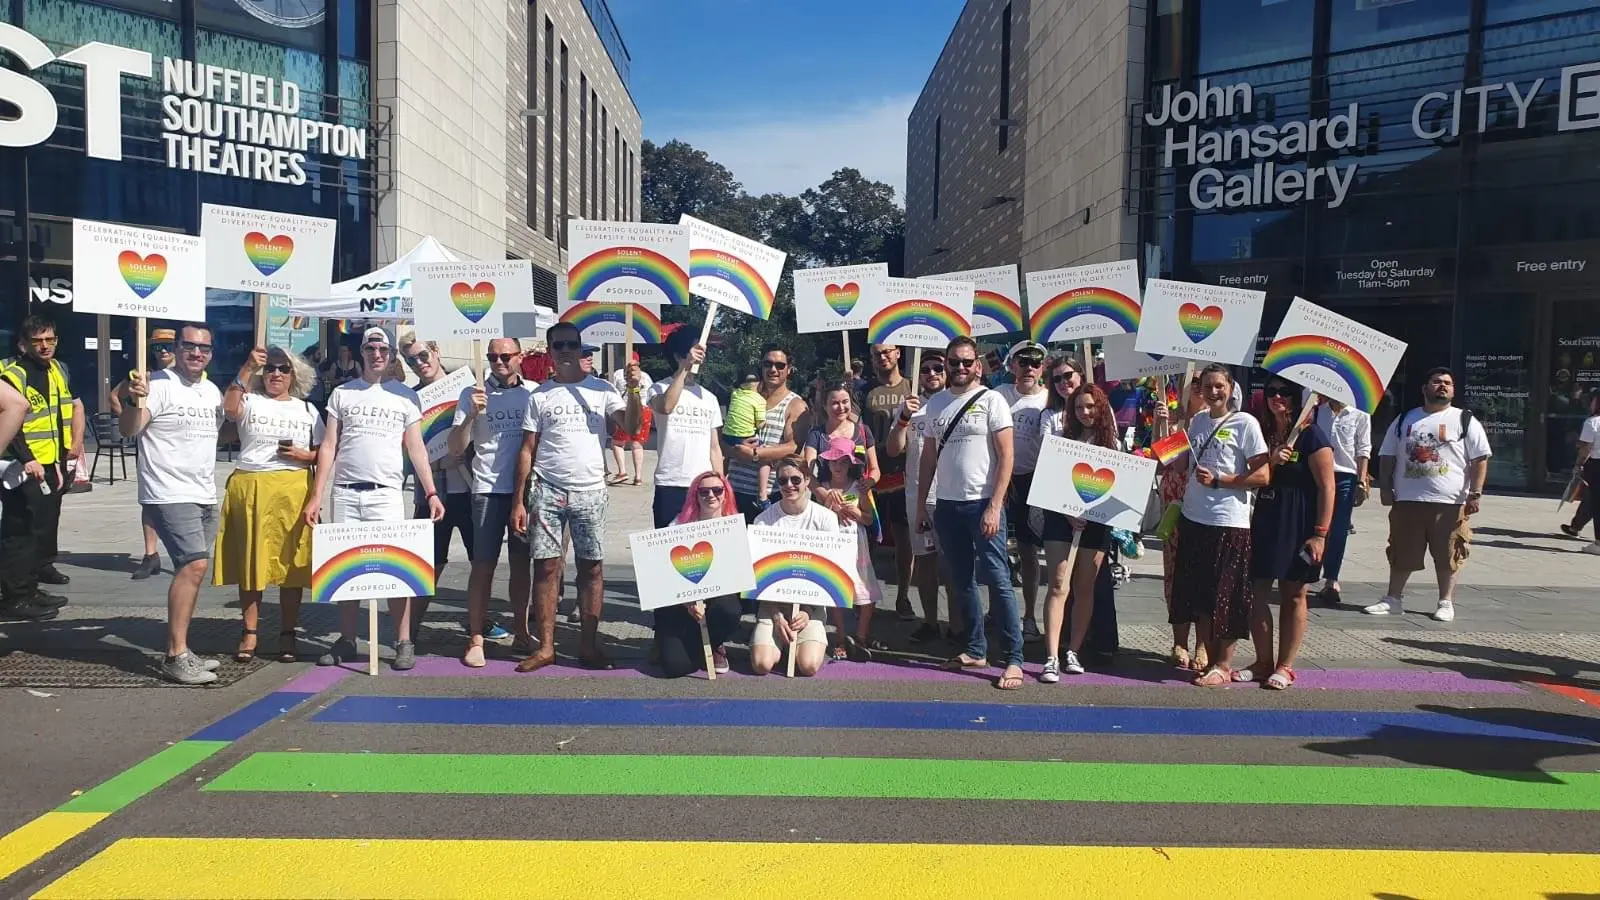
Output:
[57, 741, 229, 814]
[205, 752, 1600, 811]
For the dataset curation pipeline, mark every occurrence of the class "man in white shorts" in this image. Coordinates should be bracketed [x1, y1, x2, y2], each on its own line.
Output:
[303, 327, 444, 670]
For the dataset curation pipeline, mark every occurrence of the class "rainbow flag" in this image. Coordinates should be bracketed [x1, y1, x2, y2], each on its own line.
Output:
[1151, 430, 1191, 465]
[843, 489, 884, 544]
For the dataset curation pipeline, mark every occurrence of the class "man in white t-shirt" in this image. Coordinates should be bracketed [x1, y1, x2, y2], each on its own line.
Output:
[996, 339, 1050, 639]
[647, 328, 724, 527]
[119, 323, 226, 685]
[449, 337, 537, 667]
[511, 322, 639, 672]
[885, 349, 952, 643]
[914, 335, 1024, 690]
[1366, 367, 1491, 623]
[303, 327, 445, 670]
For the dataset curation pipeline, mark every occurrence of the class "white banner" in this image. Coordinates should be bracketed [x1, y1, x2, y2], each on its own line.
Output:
[681, 214, 786, 320]
[1024, 259, 1142, 344]
[922, 264, 1023, 337]
[864, 276, 975, 350]
[792, 263, 887, 334]
[1264, 297, 1407, 414]
[1100, 332, 1187, 381]
[413, 259, 536, 341]
[1134, 278, 1266, 365]
[566, 220, 690, 307]
[311, 520, 436, 604]
[1027, 436, 1158, 531]
[200, 203, 336, 298]
[745, 525, 860, 609]
[71, 219, 206, 320]
[629, 516, 757, 611]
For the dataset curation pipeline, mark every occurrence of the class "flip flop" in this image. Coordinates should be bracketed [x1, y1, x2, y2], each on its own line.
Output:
[1171, 645, 1191, 669]
[942, 654, 989, 671]
[1193, 666, 1232, 687]
[996, 666, 1025, 690]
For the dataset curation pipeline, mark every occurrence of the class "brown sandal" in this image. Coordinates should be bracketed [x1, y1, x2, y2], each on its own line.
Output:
[234, 628, 258, 663]
[275, 630, 297, 663]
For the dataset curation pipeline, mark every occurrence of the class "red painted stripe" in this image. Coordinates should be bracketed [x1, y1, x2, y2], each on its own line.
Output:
[1523, 675, 1600, 707]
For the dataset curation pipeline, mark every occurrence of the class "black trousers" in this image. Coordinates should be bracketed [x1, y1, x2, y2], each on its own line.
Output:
[418, 492, 475, 571]
[653, 595, 741, 678]
[1, 470, 63, 602]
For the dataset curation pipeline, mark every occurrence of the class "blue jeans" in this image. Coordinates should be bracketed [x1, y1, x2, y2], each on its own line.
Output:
[933, 498, 1022, 667]
[1323, 473, 1357, 583]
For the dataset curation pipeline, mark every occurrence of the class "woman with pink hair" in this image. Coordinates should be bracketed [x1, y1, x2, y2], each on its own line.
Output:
[652, 470, 741, 677]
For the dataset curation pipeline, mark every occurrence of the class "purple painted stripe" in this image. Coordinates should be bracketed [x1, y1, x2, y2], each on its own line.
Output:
[280, 666, 354, 694]
[389, 657, 1520, 693]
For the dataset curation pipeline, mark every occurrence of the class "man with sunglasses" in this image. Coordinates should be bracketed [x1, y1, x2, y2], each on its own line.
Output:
[510, 322, 640, 672]
[1, 315, 85, 621]
[997, 340, 1051, 641]
[886, 350, 956, 642]
[110, 329, 179, 580]
[915, 335, 1024, 690]
[726, 343, 807, 522]
[450, 338, 537, 666]
[119, 324, 227, 684]
[862, 343, 916, 619]
[304, 327, 445, 670]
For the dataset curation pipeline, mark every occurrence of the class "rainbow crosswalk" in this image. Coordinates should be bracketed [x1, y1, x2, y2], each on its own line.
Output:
[5, 662, 1600, 899]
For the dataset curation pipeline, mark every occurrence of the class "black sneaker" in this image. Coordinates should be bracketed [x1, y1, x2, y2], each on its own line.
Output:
[38, 566, 70, 585]
[1560, 523, 1581, 538]
[131, 554, 161, 580]
[317, 636, 358, 667]
[0, 601, 59, 621]
[34, 590, 68, 609]
[894, 598, 916, 621]
[908, 622, 941, 644]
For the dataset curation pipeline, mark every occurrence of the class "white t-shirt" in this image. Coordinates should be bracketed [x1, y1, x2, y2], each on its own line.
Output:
[921, 387, 1014, 502]
[326, 379, 421, 489]
[996, 384, 1049, 474]
[1379, 406, 1492, 504]
[1314, 404, 1373, 476]
[234, 393, 324, 473]
[903, 397, 934, 508]
[1582, 416, 1600, 461]
[453, 377, 535, 495]
[524, 376, 625, 491]
[1181, 411, 1268, 528]
[753, 497, 868, 602]
[646, 377, 724, 487]
[136, 370, 223, 505]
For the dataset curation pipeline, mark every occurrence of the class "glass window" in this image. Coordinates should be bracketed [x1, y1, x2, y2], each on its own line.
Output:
[337, 0, 367, 59]
[197, 0, 325, 53]
[1467, 185, 1600, 246]
[1197, 0, 1313, 73]
[1330, 0, 1470, 53]
[1150, 0, 1184, 83]
[1187, 206, 1303, 263]
[196, 29, 326, 94]
[1487, 0, 1595, 25]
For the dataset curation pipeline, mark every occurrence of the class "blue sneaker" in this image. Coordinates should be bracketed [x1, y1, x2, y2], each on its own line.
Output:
[484, 623, 510, 640]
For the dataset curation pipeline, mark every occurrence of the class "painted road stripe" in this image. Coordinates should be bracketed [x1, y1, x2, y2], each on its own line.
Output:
[1524, 675, 1600, 708]
[34, 838, 1600, 899]
[312, 696, 1600, 744]
[55, 741, 227, 814]
[389, 657, 1524, 692]
[188, 692, 315, 742]
[204, 752, 1600, 810]
[0, 813, 105, 883]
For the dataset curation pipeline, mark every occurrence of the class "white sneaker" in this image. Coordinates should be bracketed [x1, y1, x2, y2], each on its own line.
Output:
[1432, 601, 1456, 622]
[1583, 543, 1600, 556]
[1038, 657, 1060, 684]
[1364, 597, 1402, 616]
[1063, 650, 1085, 675]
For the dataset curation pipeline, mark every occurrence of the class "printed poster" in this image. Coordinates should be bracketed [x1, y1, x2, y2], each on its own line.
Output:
[864, 276, 975, 350]
[1264, 297, 1407, 414]
[311, 520, 437, 604]
[744, 525, 860, 609]
[922, 264, 1023, 337]
[681, 214, 787, 320]
[413, 259, 536, 341]
[557, 298, 664, 345]
[566, 220, 691, 307]
[1027, 436, 1158, 531]
[200, 203, 337, 298]
[1135, 278, 1266, 365]
[1024, 259, 1142, 344]
[72, 219, 206, 321]
[792, 263, 888, 334]
[416, 365, 477, 461]
[629, 516, 757, 611]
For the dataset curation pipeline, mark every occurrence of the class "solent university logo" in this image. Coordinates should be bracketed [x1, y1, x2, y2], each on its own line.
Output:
[312, 544, 435, 605]
[117, 251, 167, 299]
[1030, 287, 1141, 343]
[1262, 335, 1384, 413]
[824, 282, 861, 317]
[569, 246, 690, 307]
[1177, 302, 1224, 343]
[558, 303, 664, 343]
[1071, 464, 1116, 505]
[670, 542, 715, 585]
[243, 232, 294, 277]
[450, 282, 496, 323]
[749, 551, 856, 609]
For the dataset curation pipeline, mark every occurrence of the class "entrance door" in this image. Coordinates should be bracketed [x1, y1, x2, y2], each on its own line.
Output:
[1539, 296, 1600, 490]
[1330, 298, 1454, 441]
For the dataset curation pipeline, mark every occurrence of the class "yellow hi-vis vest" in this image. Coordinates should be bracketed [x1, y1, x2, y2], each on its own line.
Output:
[0, 357, 73, 465]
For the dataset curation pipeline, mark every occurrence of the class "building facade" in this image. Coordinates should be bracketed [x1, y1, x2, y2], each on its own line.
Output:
[907, 0, 1600, 492]
[1, 0, 638, 409]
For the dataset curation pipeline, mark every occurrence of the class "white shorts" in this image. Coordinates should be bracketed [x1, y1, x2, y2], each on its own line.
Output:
[751, 614, 828, 649]
[331, 485, 407, 523]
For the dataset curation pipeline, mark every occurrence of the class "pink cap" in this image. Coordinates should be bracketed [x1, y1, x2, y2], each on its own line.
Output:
[819, 436, 856, 462]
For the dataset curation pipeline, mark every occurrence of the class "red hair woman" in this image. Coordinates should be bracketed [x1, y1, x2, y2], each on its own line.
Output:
[652, 470, 740, 677]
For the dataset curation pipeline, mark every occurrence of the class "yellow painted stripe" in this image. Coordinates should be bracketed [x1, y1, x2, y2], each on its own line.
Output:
[34, 838, 1600, 899]
[0, 812, 105, 882]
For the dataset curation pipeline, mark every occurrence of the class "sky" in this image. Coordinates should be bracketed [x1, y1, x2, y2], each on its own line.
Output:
[606, 0, 967, 203]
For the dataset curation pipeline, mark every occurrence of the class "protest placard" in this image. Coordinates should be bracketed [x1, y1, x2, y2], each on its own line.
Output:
[1100, 332, 1188, 381]
[745, 526, 860, 609]
[681, 214, 786, 320]
[557, 298, 664, 344]
[416, 366, 476, 461]
[865, 276, 975, 350]
[793, 263, 888, 334]
[311, 520, 436, 605]
[1024, 259, 1142, 344]
[1135, 278, 1266, 365]
[1263, 297, 1407, 414]
[629, 516, 757, 611]
[922, 264, 1022, 337]
[200, 203, 336, 298]
[1027, 436, 1158, 531]
[412, 259, 536, 341]
[72, 219, 206, 321]
[566, 220, 690, 307]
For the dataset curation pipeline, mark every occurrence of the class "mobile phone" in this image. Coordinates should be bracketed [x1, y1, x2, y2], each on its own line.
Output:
[1298, 546, 1317, 565]
[278, 439, 294, 451]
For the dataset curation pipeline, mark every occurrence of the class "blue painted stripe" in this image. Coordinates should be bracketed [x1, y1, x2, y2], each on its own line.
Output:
[188, 692, 315, 742]
[311, 697, 1599, 744]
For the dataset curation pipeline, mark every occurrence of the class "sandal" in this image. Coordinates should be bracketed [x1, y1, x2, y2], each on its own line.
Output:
[1264, 666, 1296, 690]
[941, 653, 988, 671]
[234, 627, 258, 663]
[996, 665, 1025, 690]
[605, 474, 627, 485]
[1231, 662, 1270, 683]
[275, 630, 297, 663]
[1192, 666, 1232, 687]
[1171, 645, 1192, 670]
[1192, 646, 1209, 672]
[630, 477, 642, 485]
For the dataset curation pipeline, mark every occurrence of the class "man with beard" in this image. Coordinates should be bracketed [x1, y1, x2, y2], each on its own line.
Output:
[861, 344, 915, 619]
[995, 340, 1050, 640]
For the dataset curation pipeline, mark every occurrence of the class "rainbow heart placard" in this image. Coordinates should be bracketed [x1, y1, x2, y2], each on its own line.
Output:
[243, 232, 294, 277]
[1178, 303, 1224, 343]
[451, 282, 497, 323]
[117, 251, 167, 299]
[1072, 463, 1116, 505]
[824, 282, 860, 317]
[669, 541, 715, 584]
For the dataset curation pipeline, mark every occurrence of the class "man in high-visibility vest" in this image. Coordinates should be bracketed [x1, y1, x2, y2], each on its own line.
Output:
[0, 315, 85, 620]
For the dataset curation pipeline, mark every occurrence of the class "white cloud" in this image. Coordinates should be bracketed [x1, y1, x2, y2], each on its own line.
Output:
[648, 95, 915, 201]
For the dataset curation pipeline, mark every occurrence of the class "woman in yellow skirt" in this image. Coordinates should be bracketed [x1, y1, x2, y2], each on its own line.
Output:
[216, 345, 324, 662]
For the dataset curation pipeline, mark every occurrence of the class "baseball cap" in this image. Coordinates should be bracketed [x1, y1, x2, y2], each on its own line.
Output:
[1006, 340, 1048, 364]
[819, 436, 857, 462]
[361, 326, 393, 348]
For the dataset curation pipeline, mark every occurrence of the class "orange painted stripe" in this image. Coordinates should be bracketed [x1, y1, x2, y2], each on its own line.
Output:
[1522, 675, 1600, 708]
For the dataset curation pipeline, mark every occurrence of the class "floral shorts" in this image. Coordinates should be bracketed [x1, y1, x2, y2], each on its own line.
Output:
[526, 481, 607, 561]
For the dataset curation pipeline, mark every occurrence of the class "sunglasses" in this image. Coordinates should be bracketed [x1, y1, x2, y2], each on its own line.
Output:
[777, 475, 804, 487]
[403, 350, 432, 366]
[486, 353, 517, 363]
[761, 360, 788, 370]
[948, 357, 978, 369]
[180, 341, 213, 354]
[362, 344, 391, 354]
[262, 363, 294, 375]
[1051, 371, 1079, 384]
[1264, 386, 1298, 398]
[150, 343, 175, 354]
[1013, 355, 1044, 369]
[920, 364, 945, 375]
[696, 486, 725, 499]
[550, 340, 583, 351]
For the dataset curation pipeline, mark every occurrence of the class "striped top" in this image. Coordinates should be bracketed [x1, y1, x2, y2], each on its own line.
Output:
[727, 390, 800, 498]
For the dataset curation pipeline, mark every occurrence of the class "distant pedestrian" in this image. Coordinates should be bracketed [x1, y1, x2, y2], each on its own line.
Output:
[607, 361, 651, 486]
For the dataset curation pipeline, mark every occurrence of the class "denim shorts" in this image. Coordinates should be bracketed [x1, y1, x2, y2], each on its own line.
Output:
[527, 481, 607, 561]
[145, 502, 219, 568]
[472, 492, 530, 563]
